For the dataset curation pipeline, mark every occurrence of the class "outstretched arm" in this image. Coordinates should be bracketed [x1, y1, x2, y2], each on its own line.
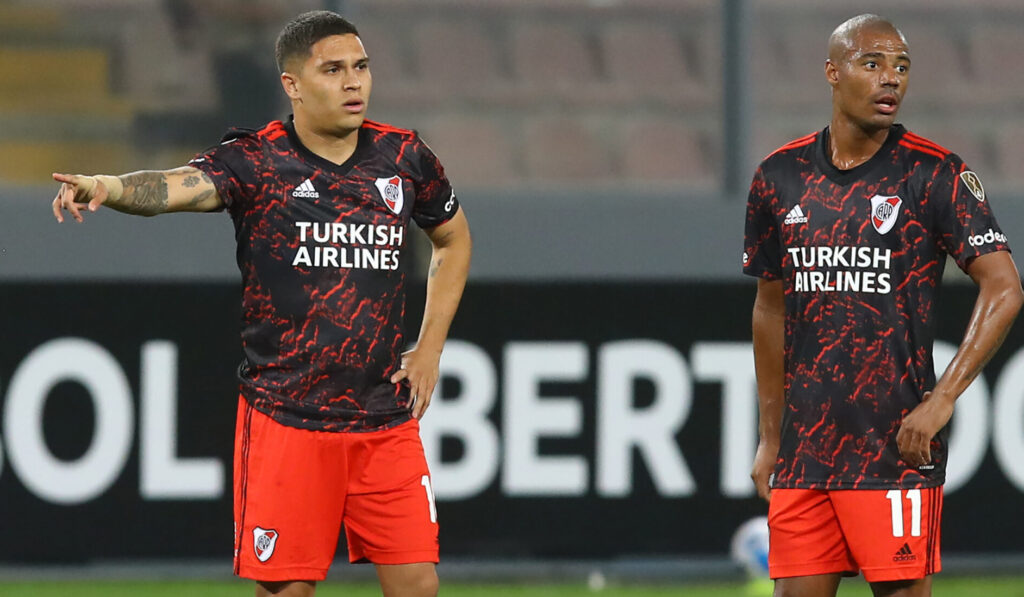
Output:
[52, 167, 223, 222]
[751, 278, 785, 501]
[897, 251, 1024, 467]
[390, 207, 472, 419]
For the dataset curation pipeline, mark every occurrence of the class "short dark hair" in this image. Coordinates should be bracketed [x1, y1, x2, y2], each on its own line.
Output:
[275, 10, 360, 73]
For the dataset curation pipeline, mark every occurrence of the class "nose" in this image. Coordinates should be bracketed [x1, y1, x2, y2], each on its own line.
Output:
[880, 64, 901, 88]
[343, 70, 361, 90]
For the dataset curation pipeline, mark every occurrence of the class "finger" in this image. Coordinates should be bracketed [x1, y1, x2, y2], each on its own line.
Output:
[52, 195, 64, 223]
[915, 435, 930, 466]
[413, 387, 433, 419]
[60, 182, 80, 221]
[390, 368, 409, 384]
[52, 172, 77, 184]
[755, 476, 770, 501]
[408, 391, 419, 418]
[896, 428, 909, 458]
[915, 433, 930, 464]
[61, 181, 86, 222]
[89, 178, 109, 212]
[68, 196, 84, 222]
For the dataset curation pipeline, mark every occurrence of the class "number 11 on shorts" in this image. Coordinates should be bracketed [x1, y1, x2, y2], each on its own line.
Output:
[421, 475, 438, 524]
[886, 489, 921, 538]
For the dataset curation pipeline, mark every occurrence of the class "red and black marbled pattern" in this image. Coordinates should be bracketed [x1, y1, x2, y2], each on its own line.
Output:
[743, 124, 1009, 489]
[189, 118, 458, 432]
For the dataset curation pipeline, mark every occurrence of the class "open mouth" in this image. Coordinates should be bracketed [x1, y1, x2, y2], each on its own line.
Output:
[875, 96, 898, 115]
[343, 99, 365, 113]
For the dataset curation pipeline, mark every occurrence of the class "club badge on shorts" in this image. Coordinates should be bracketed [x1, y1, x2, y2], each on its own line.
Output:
[869, 194, 903, 235]
[375, 176, 404, 214]
[253, 527, 279, 562]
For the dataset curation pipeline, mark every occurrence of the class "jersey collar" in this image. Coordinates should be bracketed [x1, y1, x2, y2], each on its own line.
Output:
[283, 115, 371, 178]
[815, 124, 906, 186]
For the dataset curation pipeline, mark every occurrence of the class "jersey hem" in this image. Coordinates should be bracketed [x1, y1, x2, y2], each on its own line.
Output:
[772, 478, 945, 491]
[241, 393, 413, 433]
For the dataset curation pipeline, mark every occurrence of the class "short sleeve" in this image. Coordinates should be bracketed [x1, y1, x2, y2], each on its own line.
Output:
[929, 155, 1010, 271]
[743, 166, 783, 279]
[187, 129, 261, 211]
[410, 134, 459, 229]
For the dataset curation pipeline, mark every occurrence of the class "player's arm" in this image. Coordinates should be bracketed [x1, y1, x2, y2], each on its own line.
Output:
[390, 207, 472, 419]
[51, 167, 223, 222]
[751, 278, 785, 501]
[897, 251, 1024, 467]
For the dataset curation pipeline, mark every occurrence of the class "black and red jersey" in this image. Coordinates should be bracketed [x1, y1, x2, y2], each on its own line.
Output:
[743, 124, 1009, 489]
[189, 117, 459, 432]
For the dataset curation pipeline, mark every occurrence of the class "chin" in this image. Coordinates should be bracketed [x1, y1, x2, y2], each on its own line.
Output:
[331, 115, 365, 134]
[859, 114, 896, 133]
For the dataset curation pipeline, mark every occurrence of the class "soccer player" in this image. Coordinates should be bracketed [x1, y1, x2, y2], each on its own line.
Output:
[744, 14, 1023, 597]
[52, 11, 470, 597]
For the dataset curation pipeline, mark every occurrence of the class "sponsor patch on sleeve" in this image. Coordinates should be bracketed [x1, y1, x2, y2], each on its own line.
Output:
[960, 171, 985, 202]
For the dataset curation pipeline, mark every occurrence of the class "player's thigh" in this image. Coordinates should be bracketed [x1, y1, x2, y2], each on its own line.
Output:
[376, 563, 438, 597]
[774, 574, 842, 597]
[869, 576, 932, 597]
[234, 398, 349, 581]
[768, 488, 856, 579]
[343, 420, 439, 565]
[831, 487, 942, 583]
[256, 580, 317, 597]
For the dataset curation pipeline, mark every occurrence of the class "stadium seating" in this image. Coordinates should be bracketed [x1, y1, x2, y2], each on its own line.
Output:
[1, 0, 1022, 191]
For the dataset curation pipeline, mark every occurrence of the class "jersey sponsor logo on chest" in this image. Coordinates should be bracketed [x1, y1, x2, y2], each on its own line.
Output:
[869, 194, 903, 235]
[292, 178, 319, 199]
[374, 176, 404, 214]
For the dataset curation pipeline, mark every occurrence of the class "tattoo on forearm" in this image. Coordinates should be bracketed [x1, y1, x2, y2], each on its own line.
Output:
[429, 258, 444, 278]
[118, 172, 170, 216]
[182, 175, 200, 188]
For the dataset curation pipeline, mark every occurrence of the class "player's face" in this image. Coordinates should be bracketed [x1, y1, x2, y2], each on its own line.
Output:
[827, 27, 910, 132]
[288, 34, 372, 135]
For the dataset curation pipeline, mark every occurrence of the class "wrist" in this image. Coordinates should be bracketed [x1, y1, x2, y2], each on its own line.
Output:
[94, 174, 124, 202]
[927, 388, 957, 406]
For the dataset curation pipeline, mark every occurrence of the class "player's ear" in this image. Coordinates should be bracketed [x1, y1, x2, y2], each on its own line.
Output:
[281, 71, 301, 100]
[824, 59, 840, 88]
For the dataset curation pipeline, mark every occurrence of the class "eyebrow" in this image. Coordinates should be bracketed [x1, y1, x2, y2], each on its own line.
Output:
[319, 56, 370, 68]
[857, 51, 911, 63]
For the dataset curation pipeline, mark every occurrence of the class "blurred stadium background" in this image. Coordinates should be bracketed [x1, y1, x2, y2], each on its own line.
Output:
[2, 0, 1024, 594]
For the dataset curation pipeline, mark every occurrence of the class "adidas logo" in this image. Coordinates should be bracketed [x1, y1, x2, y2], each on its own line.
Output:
[892, 543, 917, 563]
[784, 205, 808, 225]
[292, 178, 319, 199]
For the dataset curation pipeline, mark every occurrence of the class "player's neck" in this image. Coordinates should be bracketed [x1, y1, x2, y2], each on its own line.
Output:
[828, 116, 890, 171]
[291, 114, 361, 166]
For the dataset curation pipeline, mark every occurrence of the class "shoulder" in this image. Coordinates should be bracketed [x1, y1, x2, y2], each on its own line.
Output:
[362, 119, 420, 151]
[221, 121, 288, 148]
[362, 118, 417, 138]
[361, 119, 444, 171]
[896, 128, 962, 170]
[191, 121, 285, 166]
[758, 130, 820, 174]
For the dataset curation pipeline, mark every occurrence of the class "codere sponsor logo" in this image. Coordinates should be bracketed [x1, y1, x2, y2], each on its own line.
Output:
[968, 228, 1007, 247]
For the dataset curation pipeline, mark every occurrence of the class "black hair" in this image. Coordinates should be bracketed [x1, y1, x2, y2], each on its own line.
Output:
[275, 10, 360, 73]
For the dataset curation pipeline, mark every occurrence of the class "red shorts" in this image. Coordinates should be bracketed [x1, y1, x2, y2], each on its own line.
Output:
[768, 488, 942, 582]
[232, 397, 439, 582]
